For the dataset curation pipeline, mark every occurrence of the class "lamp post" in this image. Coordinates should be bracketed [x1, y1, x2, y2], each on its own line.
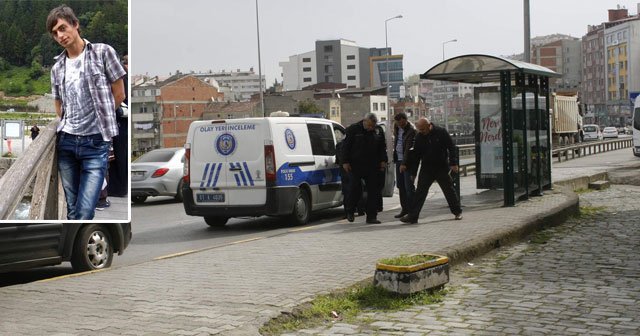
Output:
[441, 39, 457, 131]
[255, 0, 265, 117]
[442, 39, 457, 61]
[384, 14, 402, 161]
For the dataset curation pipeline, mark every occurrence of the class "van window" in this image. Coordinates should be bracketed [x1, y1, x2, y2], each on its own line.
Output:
[307, 123, 336, 156]
[583, 125, 597, 132]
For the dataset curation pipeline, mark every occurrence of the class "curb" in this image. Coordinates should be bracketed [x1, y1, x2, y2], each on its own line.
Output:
[436, 186, 579, 267]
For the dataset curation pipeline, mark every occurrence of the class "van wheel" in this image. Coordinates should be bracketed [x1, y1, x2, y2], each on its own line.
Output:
[71, 224, 113, 272]
[132, 196, 147, 204]
[175, 180, 184, 202]
[205, 216, 229, 227]
[289, 188, 311, 226]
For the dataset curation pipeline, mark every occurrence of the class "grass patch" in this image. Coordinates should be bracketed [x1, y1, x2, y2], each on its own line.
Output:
[0, 66, 50, 97]
[529, 229, 554, 244]
[579, 206, 606, 219]
[260, 281, 448, 335]
[0, 112, 55, 120]
[574, 188, 593, 195]
[378, 254, 439, 266]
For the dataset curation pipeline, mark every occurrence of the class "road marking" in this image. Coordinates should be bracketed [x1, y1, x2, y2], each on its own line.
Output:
[230, 237, 265, 244]
[154, 250, 198, 260]
[288, 225, 319, 232]
[35, 269, 105, 283]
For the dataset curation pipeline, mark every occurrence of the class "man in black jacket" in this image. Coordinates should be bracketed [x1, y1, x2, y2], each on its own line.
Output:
[341, 113, 388, 224]
[400, 117, 462, 223]
[392, 112, 417, 218]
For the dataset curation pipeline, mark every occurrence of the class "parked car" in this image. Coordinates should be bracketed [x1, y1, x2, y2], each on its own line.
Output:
[602, 126, 619, 139]
[582, 124, 602, 141]
[0, 223, 131, 273]
[131, 147, 186, 204]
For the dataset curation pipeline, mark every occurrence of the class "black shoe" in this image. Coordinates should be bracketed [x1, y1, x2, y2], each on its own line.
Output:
[394, 211, 407, 218]
[366, 218, 381, 224]
[346, 212, 355, 222]
[400, 215, 418, 224]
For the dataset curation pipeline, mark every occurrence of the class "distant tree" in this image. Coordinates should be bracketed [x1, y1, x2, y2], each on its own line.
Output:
[298, 100, 323, 115]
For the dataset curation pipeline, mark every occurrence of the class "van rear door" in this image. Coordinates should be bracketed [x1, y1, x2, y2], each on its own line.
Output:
[190, 119, 269, 207]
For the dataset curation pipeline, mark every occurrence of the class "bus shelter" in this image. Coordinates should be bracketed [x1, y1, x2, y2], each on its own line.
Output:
[421, 54, 560, 206]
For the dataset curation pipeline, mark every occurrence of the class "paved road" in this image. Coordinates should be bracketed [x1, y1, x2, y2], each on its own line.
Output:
[299, 183, 640, 335]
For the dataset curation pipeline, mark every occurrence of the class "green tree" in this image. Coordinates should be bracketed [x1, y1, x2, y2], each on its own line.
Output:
[298, 100, 323, 115]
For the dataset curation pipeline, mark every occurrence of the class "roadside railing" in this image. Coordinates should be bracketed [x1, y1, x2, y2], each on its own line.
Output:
[455, 138, 633, 178]
[0, 120, 65, 220]
[552, 138, 633, 162]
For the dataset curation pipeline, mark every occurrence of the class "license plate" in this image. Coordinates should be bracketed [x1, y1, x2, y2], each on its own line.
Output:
[132, 171, 144, 178]
[197, 193, 225, 203]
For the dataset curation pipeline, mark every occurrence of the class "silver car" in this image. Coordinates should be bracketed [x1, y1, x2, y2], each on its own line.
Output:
[131, 147, 185, 204]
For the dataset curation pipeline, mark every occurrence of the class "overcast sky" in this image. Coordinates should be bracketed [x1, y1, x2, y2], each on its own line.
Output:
[131, 0, 639, 84]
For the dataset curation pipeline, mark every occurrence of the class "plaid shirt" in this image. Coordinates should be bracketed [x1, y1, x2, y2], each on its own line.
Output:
[51, 39, 126, 141]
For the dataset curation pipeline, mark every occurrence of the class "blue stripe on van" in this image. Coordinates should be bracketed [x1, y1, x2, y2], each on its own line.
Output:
[242, 162, 254, 186]
[200, 163, 210, 188]
[206, 163, 217, 187]
[237, 162, 248, 186]
[233, 173, 241, 186]
[212, 163, 222, 187]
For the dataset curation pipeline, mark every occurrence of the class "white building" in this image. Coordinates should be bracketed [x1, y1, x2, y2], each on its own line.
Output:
[193, 68, 265, 102]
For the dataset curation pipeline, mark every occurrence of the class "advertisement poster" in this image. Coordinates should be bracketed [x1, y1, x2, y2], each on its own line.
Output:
[478, 92, 503, 176]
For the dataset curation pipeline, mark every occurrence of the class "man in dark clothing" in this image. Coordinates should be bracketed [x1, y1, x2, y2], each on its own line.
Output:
[335, 141, 365, 217]
[341, 113, 388, 224]
[400, 117, 462, 223]
[392, 112, 417, 218]
[30, 124, 40, 140]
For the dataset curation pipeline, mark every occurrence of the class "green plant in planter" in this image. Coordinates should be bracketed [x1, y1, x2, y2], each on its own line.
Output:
[378, 254, 439, 267]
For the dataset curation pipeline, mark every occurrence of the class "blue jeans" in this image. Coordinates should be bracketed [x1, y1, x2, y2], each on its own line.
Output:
[57, 132, 110, 220]
[396, 162, 415, 213]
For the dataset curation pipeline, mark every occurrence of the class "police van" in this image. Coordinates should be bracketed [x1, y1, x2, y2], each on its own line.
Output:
[182, 115, 346, 227]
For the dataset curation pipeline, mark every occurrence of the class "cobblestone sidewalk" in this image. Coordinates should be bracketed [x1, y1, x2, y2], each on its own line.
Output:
[297, 184, 640, 335]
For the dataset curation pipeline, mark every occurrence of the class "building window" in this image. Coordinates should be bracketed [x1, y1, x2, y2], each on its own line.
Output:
[381, 103, 386, 111]
[303, 77, 312, 82]
[347, 64, 356, 70]
[346, 55, 355, 60]
[347, 75, 356, 80]
[373, 103, 378, 111]
[324, 45, 333, 53]
[331, 107, 337, 116]
[324, 65, 333, 73]
[303, 57, 311, 62]
[303, 67, 311, 72]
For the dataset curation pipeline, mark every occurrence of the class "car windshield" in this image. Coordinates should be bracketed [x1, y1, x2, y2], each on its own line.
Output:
[135, 150, 176, 163]
[583, 126, 597, 132]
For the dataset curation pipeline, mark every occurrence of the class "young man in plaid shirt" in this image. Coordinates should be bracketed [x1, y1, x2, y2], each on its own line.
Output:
[48, 4, 126, 220]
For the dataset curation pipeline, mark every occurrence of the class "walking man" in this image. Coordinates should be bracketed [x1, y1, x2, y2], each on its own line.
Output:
[400, 117, 462, 223]
[48, 5, 126, 220]
[341, 113, 387, 224]
[30, 124, 40, 140]
[392, 112, 416, 218]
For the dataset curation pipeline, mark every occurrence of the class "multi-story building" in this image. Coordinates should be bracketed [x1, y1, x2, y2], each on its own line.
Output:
[192, 68, 265, 102]
[280, 39, 404, 98]
[582, 24, 607, 124]
[582, 6, 640, 126]
[131, 80, 162, 156]
[604, 12, 640, 125]
[131, 74, 224, 151]
[531, 37, 582, 93]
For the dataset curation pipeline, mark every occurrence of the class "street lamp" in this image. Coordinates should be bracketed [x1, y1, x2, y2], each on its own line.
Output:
[442, 39, 457, 60]
[384, 14, 402, 160]
[255, 0, 265, 117]
[441, 39, 457, 131]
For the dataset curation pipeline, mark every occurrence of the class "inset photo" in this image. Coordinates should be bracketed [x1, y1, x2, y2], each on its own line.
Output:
[0, 0, 129, 221]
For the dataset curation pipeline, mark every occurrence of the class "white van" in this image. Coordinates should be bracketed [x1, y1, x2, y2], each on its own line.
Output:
[582, 124, 602, 141]
[182, 117, 347, 227]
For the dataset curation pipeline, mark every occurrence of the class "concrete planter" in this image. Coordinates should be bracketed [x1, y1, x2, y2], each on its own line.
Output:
[374, 254, 449, 295]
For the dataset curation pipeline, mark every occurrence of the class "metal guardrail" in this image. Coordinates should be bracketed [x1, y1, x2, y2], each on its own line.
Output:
[455, 138, 633, 178]
[552, 138, 633, 162]
[0, 120, 65, 220]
